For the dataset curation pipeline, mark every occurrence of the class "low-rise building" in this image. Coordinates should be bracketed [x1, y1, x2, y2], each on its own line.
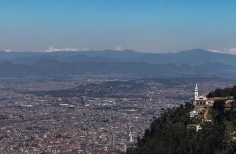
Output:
[187, 124, 202, 132]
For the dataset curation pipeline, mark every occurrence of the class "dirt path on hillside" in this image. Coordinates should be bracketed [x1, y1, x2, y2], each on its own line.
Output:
[204, 108, 209, 120]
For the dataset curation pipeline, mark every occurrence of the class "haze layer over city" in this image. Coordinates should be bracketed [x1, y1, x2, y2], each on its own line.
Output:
[1, 0, 236, 153]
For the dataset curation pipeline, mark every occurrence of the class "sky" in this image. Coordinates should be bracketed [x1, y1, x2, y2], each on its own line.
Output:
[1, 0, 236, 53]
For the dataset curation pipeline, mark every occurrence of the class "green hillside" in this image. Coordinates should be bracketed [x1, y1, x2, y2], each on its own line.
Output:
[127, 87, 236, 154]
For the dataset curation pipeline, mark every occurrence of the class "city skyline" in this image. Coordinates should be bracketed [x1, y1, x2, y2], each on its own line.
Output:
[1, 0, 236, 54]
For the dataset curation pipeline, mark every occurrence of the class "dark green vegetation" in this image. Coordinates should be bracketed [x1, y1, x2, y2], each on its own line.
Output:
[208, 85, 236, 98]
[127, 90, 236, 154]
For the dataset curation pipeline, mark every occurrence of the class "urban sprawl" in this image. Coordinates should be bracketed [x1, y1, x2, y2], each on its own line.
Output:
[0, 79, 228, 153]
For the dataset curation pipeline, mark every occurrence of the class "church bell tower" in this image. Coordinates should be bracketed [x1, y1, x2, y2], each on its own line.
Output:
[195, 84, 198, 100]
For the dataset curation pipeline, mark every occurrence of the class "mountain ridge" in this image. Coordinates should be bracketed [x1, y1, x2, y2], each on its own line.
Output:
[0, 49, 235, 66]
[0, 59, 234, 78]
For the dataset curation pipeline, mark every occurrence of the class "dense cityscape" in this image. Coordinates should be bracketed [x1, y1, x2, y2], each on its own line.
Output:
[0, 78, 229, 153]
[1, 0, 236, 153]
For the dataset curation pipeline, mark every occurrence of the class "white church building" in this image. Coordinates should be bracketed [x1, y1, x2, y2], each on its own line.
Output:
[193, 84, 227, 106]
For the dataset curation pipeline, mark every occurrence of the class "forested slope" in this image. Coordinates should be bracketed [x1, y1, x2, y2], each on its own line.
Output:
[127, 89, 236, 154]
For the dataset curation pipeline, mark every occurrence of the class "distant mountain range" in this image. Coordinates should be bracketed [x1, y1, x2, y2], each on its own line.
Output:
[0, 49, 235, 78]
[0, 49, 236, 66]
[0, 59, 234, 78]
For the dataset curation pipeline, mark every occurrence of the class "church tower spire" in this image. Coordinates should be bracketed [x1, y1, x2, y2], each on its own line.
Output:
[195, 84, 198, 100]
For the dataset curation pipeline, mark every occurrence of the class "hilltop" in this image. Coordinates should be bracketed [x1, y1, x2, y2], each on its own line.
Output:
[127, 86, 236, 154]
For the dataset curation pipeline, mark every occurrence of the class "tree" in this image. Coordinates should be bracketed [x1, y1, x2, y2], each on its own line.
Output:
[213, 100, 225, 112]
[185, 102, 194, 109]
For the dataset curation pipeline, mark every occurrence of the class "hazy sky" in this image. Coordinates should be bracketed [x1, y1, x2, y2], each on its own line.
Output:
[1, 0, 236, 53]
